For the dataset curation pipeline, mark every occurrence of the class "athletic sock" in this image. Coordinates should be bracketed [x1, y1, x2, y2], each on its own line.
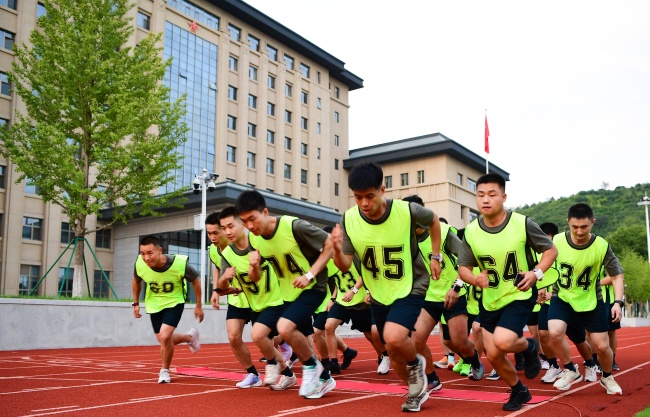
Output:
[548, 357, 558, 368]
[382, 350, 388, 357]
[331, 358, 339, 365]
[321, 358, 330, 368]
[511, 380, 525, 393]
[426, 371, 438, 383]
[448, 353, 455, 360]
[407, 357, 419, 367]
[343, 347, 352, 356]
[524, 339, 535, 355]
[267, 359, 278, 365]
[539, 353, 547, 361]
[564, 362, 576, 372]
[320, 368, 331, 380]
[469, 350, 481, 368]
[603, 371, 612, 378]
[281, 367, 294, 377]
[584, 358, 595, 367]
[246, 366, 258, 376]
[303, 356, 317, 367]
[290, 352, 298, 361]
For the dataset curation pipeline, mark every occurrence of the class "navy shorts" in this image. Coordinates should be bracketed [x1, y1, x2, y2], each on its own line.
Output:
[150, 303, 184, 334]
[371, 294, 424, 345]
[328, 302, 372, 333]
[312, 310, 328, 331]
[251, 304, 286, 339]
[548, 296, 609, 344]
[282, 289, 326, 336]
[527, 311, 539, 327]
[422, 296, 469, 324]
[537, 303, 550, 331]
[226, 305, 252, 323]
[480, 288, 537, 337]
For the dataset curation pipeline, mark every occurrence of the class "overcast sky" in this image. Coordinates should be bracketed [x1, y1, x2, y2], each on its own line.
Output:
[245, 0, 650, 208]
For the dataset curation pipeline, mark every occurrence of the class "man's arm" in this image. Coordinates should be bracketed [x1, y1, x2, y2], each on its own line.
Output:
[190, 277, 204, 322]
[331, 223, 353, 273]
[610, 274, 625, 322]
[131, 277, 143, 318]
[428, 213, 442, 280]
[293, 235, 333, 289]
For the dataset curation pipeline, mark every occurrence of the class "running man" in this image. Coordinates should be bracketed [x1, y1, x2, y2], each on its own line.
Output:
[331, 162, 442, 412]
[132, 235, 203, 383]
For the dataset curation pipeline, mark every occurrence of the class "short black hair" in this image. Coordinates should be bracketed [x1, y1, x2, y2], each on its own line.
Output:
[139, 235, 161, 248]
[236, 190, 267, 214]
[539, 222, 559, 236]
[568, 203, 593, 220]
[205, 211, 221, 225]
[348, 162, 383, 191]
[218, 206, 239, 221]
[403, 195, 424, 207]
[439, 217, 448, 224]
[476, 173, 506, 192]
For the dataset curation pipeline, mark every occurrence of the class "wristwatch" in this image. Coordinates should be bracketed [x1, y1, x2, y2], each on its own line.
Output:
[351, 287, 359, 294]
[431, 254, 442, 262]
[533, 268, 544, 280]
[614, 300, 624, 307]
[131, 302, 139, 307]
[305, 271, 315, 282]
[452, 278, 464, 293]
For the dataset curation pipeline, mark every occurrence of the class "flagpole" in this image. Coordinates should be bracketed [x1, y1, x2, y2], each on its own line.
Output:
[485, 109, 489, 174]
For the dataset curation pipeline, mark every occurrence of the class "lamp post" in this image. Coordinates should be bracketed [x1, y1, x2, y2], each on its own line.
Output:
[638, 192, 650, 265]
[193, 168, 218, 303]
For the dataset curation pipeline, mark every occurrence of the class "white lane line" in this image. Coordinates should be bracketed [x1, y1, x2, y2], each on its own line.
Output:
[270, 393, 386, 417]
[30, 406, 80, 412]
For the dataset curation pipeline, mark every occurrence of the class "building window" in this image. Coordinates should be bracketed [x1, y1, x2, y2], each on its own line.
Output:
[301, 117, 308, 130]
[385, 176, 393, 188]
[169, 0, 219, 31]
[36, 2, 47, 17]
[301, 90, 308, 105]
[334, 135, 339, 146]
[317, 173, 321, 188]
[0, 165, 5, 189]
[284, 164, 291, 180]
[317, 71, 321, 83]
[267, 130, 275, 144]
[249, 65, 257, 81]
[334, 111, 340, 123]
[334, 183, 339, 196]
[334, 159, 339, 170]
[268, 74, 276, 89]
[301, 143, 308, 156]
[285, 110, 292, 123]
[284, 54, 294, 70]
[22, 217, 42, 240]
[267, 44, 277, 60]
[93, 270, 110, 298]
[266, 158, 275, 174]
[61, 222, 75, 244]
[247, 152, 256, 169]
[457, 173, 463, 185]
[228, 56, 238, 71]
[96, 228, 111, 249]
[25, 178, 40, 195]
[301, 169, 307, 184]
[137, 11, 150, 30]
[317, 98, 322, 109]
[226, 145, 236, 163]
[317, 148, 321, 159]
[1, 0, 17, 10]
[248, 34, 259, 51]
[1, 72, 10, 96]
[267, 102, 275, 116]
[248, 94, 257, 109]
[1, 29, 14, 51]
[228, 23, 241, 41]
[417, 170, 425, 184]
[19, 265, 40, 295]
[58, 268, 74, 297]
[469, 210, 479, 222]
[300, 63, 310, 78]
[247, 123, 256, 138]
[401, 173, 409, 186]
[334, 86, 340, 98]
[284, 136, 292, 150]
[227, 115, 236, 130]
[468, 178, 477, 192]
[227, 85, 237, 100]
[285, 83, 292, 97]
[317, 123, 321, 134]
[0, 117, 8, 129]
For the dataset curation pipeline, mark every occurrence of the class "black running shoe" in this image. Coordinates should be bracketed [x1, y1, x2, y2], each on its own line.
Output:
[329, 361, 341, 374]
[612, 362, 620, 371]
[523, 338, 541, 379]
[514, 352, 525, 371]
[503, 387, 532, 411]
[341, 348, 358, 370]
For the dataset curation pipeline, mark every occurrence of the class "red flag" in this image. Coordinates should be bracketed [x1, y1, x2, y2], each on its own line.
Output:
[484, 115, 490, 154]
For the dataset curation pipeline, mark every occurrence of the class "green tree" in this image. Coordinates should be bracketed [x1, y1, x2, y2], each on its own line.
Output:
[618, 249, 650, 305]
[605, 224, 648, 259]
[0, 0, 187, 297]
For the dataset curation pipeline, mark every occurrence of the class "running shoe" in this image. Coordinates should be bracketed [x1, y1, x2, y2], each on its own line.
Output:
[406, 354, 427, 398]
[433, 356, 449, 369]
[612, 362, 620, 371]
[377, 355, 390, 375]
[503, 386, 532, 411]
[600, 375, 623, 395]
[468, 362, 485, 381]
[585, 364, 599, 382]
[459, 363, 471, 376]
[270, 374, 297, 391]
[299, 360, 323, 397]
[522, 338, 541, 379]
[329, 361, 341, 375]
[306, 377, 336, 399]
[541, 366, 562, 383]
[341, 348, 358, 370]
[452, 358, 465, 373]
[426, 377, 442, 393]
[401, 391, 430, 412]
[158, 368, 171, 384]
[264, 362, 280, 385]
[486, 369, 500, 380]
[236, 373, 263, 388]
[188, 328, 200, 353]
[278, 342, 293, 363]
[553, 369, 582, 391]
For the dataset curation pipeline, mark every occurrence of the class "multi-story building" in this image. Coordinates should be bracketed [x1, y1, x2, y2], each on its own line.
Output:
[344, 133, 510, 229]
[0, 0, 362, 298]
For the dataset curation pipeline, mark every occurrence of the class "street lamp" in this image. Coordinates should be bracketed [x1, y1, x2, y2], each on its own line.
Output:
[638, 192, 650, 265]
[193, 168, 219, 303]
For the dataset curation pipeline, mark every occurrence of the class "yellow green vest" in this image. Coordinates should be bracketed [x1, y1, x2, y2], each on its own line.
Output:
[135, 255, 187, 314]
[466, 267, 482, 315]
[344, 200, 414, 305]
[249, 216, 315, 302]
[553, 232, 608, 312]
[418, 224, 466, 302]
[464, 212, 533, 311]
[210, 244, 249, 308]
[326, 259, 366, 307]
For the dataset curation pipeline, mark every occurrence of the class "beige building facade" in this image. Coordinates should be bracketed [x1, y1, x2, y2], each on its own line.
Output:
[0, 0, 361, 298]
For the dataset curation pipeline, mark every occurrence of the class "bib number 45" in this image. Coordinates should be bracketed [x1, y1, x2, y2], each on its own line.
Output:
[362, 246, 404, 280]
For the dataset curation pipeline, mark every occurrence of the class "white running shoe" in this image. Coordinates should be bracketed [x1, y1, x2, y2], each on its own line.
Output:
[286, 357, 300, 369]
[270, 374, 297, 391]
[158, 368, 171, 383]
[585, 365, 598, 382]
[188, 328, 200, 353]
[306, 377, 336, 399]
[264, 362, 280, 385]
[278, 342, 293, 363]
[406, 354, 426, 398]
[541, 366, 562, 383]
[600, 375, 623, 395]
[377, 355, 390, 375]
[553, 369, 582, 391]
[541, 359, 550, 370]
[236, 373, 263, 388]
[299, 360, 323, 397]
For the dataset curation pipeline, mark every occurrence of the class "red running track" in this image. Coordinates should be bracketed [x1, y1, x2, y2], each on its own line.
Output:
[1, 327, 649, 417]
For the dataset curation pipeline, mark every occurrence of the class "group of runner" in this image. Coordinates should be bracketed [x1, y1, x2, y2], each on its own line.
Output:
[131, 162, 625, 412]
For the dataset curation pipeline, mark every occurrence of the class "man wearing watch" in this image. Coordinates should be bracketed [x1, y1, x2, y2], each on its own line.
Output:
[547, 204, 624, 396]
[132, 235, 204, 384]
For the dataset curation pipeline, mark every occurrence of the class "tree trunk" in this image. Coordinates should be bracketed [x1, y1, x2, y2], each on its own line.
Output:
[72, 214, 87, 298]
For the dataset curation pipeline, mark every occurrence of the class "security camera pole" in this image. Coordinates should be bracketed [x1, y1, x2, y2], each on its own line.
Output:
[638, 193, 650, 265]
